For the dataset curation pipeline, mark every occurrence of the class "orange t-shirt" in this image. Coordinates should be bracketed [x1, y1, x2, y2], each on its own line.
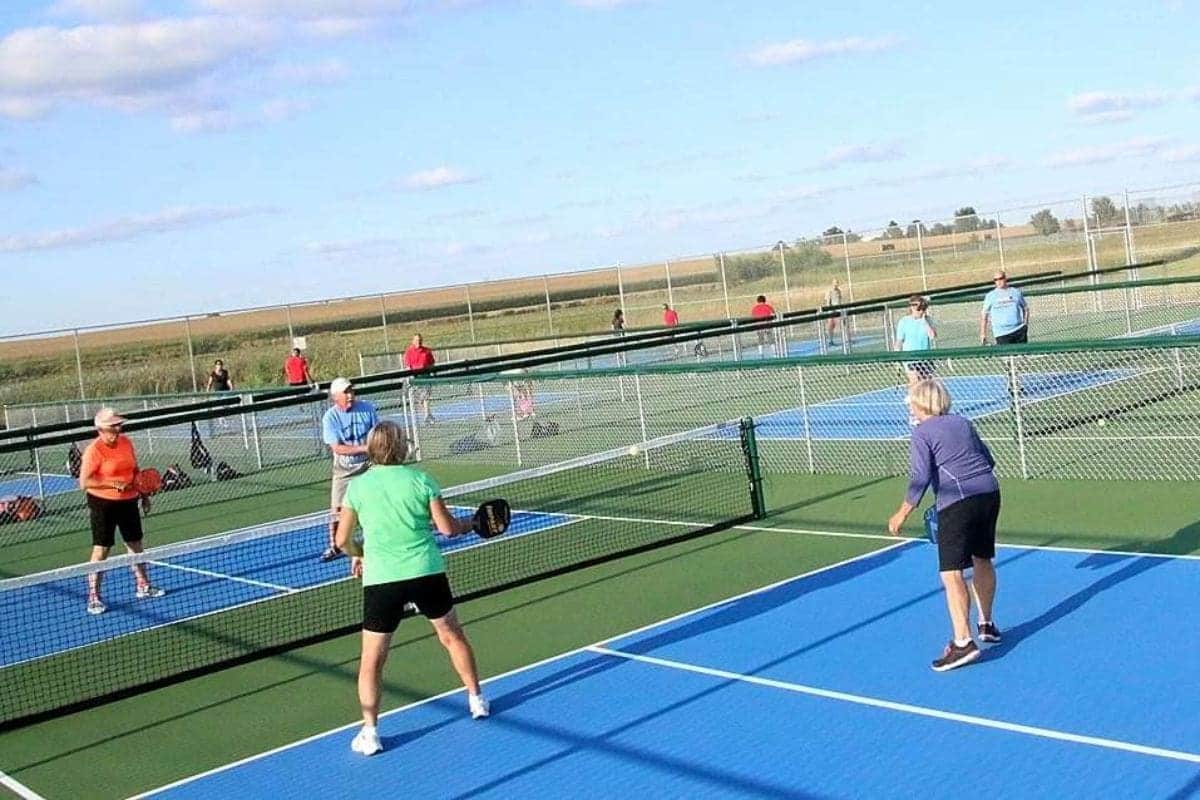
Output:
[81, 435, 139, 501]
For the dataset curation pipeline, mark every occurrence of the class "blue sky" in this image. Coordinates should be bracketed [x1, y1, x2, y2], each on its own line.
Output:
[0, 0, 1198, 335]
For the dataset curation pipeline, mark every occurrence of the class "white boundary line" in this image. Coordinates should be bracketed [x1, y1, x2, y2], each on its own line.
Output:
[587, 646, 1200, 765]
[131, 543, 908, 798]
[147, 562, 298, 594]
[0, 768, 47, 800]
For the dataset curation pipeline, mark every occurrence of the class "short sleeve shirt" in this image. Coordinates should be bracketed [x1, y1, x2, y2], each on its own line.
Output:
[895, 316, 935, 352]
[81, 435, 139, 501]
[284, 356, 309, 383]
[982, 287, 1027, 337]
[321, 400, 380, 468]
[750, 303, 775, 319]
[404, 346, 435, 371]
[663, 310, 679, 327]
[343, 465, 446, 585]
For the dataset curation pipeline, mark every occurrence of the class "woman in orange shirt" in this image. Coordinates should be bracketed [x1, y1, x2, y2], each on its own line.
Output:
[79, 408, 163, 615]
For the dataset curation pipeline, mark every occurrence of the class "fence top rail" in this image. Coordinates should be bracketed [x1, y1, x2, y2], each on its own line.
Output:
[415, 333, 1200, 385]
[886, 272, 1200, 312]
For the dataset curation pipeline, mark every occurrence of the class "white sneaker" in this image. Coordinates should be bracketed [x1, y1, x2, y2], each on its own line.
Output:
[136, 585, 165, 599]
[87, 598, 106, 615]
[351, 726, 382, 756]
[469, 694, 490, 720]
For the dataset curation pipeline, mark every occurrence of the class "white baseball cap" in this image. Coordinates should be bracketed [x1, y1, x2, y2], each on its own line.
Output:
[329, 377, 354, 396]
[94, 407, 126, 429]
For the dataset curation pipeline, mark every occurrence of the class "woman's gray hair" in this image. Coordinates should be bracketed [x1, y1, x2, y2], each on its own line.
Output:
[907, 379, 952, 417]
[366, 420, 409, 465]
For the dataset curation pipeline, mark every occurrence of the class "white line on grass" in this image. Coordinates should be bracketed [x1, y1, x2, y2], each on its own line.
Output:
[130, 542, 908, 798]
[147, 561, 298, 594]
[587, 645, 1200, 765]
[0, 768, 48, 800]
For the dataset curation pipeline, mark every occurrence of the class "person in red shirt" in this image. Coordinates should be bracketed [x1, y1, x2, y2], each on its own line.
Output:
[750, 295, 777, 357]
[662, 304, 679, 327]
[284, 348, 315, 387]
[404, 334, 436, 423]
[79, 408, 163, 615]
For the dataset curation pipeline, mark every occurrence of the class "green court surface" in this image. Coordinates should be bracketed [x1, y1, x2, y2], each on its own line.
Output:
[3, 472, 1199, 799]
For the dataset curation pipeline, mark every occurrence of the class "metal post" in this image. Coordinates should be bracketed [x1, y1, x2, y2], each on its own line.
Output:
[664, 261, 674, 307]
[284, 304, 295, 340]
[184, 316, 199, 392]
[464, 284, 477, 343]
[543, 276, 554, 334]
[1122, 189, 1136, 267]
[143, 399, 154, 455]
[840, 233, 855, 300]
[1174, 347, 1185, 390]
[633, 374, 651, 466]
[240, 395, 250, 449]
[249, 409, 264, 470]
[32, 446, 46, 503]
[718, 253, 732, 319]
[379, 294, 390, 351]
[994, 213, 1006, 271]
[914, 222, 928, 291]
[72, 328, 87, 400]
[1008, 357, 1029, 479]
[1081, 195, 1096, 280]
[507, 381, 522, 467]
[778, 243, 792, 312]
[358, 352, 365, 376]
[616, 263, 627, 323]
[477, 384, 487, 421]
[796, 366, 815, 473]
[404, 385, 422, 462]
[815, 319, 828, 355]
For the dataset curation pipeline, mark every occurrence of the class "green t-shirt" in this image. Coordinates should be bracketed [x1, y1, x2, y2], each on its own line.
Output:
[343, 465, 446, 586]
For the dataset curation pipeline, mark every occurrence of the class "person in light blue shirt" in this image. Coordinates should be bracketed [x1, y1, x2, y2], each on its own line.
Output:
[980, 271, 1029, 345]
[319, 376, 380, 561]
[895, 296, 937, 399]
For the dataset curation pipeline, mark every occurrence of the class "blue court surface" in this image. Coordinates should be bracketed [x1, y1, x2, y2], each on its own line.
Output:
[136, 542, 1200, 799]
[0, 508, 578, 668]
[0, 473, 77, 498]
[749, 369, 1134, 441]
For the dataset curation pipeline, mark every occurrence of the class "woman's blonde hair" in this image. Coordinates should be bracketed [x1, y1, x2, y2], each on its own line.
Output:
[366, 420, 409, 465]
[907, 379, 952, 417]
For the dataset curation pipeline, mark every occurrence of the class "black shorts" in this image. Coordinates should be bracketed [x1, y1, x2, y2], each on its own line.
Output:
[936, 491, 1000, 572]
[87, 494, 144, 549]
[995, 327, 1028, 345]
[363, 573, 454, 633]
[904, 360, 936, 379]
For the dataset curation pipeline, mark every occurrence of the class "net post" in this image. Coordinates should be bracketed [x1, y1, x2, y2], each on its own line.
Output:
[249, 409, 264, 471]
[633, 374, 651, 467]
[477, 384, 487, 420]
[815, 318, 828, 355]
[796, 366, 816, 473]
[739, 417, 766, 520]
[143, 399, 155, 455]
[1007, 356, 1029, 479]
[507, 381, 523, 467]
[31, 444, 47, 503]
[239, 395, 250, 449]
[406, 382, 423, 462]
[1123, 285, 1134, 335]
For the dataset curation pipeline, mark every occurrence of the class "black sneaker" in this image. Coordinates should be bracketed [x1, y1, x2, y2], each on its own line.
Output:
[319, 546, 343, 562]
[931, 640, 981, 672]
[977, 621, 1002, 644]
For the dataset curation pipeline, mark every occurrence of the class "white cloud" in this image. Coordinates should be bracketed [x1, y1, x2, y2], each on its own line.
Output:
[296, 17, 379, 38]
[819, 142, 905, 167]
[1068, 90, 1169, 122]
[1046, 136, 1171, 167]
[0, 205, 275, 253]
[567, 0, 645, 8]
[170, 107, 237, 133]
[261, 97, 312, 122]
[745, 35, 900, 68]
[0, 96, 53, 119]
[49, 0, 142, 21]
[0, 167, 37, 191]
[195, 0, 409, 17]
[270, 58, 351, 84]
[1187, 86, 1200, 101]
[1164, 145, 1200, 163]
[401, 166, 480, 190]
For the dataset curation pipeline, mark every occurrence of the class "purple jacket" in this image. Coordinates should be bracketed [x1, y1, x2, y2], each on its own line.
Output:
[906, 414, 999, 510]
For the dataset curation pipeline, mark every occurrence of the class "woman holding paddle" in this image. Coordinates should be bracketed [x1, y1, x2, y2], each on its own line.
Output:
[79, 407, 164, 615]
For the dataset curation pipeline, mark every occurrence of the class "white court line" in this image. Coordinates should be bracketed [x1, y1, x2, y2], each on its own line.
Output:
[0, 769, 48, 800]
[588, 645, 1200, 765]
[131, 543, 908, 798]
[147, 561, 298, 594]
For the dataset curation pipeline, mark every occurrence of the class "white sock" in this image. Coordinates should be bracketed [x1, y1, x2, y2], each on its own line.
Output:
[979, 619, 992, 626]
[954, 637, 972, 648]
[361, 724, 377, 735]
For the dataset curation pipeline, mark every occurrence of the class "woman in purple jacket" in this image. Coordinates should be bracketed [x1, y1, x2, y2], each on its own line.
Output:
[888, 379, 1002, 672]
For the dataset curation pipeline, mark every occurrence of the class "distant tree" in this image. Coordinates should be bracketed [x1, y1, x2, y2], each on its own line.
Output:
[823, 226, 844, 237]
[929, 222, 954, 236]
[954, 206, 980, 233]
[1063, 218, 1079, 233]
[845, 230, 862, 243]
[905, 221, 928, 238]
[884, 220, 905, 239]
[1029, 209, 1061, 236]
[1091, 196, 1121, 228]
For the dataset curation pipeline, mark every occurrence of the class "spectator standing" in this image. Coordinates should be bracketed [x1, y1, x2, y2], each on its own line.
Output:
[750, 295, 776, 357]
[980, 271, 1029, 345]
[825, 279, 845, 336]
[206, 359, 234, 392]
[403, 334, 437, 424]
[284, 348, 315, 387]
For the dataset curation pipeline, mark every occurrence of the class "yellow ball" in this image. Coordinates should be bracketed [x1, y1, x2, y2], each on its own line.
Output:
[1097, 418, 1107, 428]
[628, 445, 640, 457]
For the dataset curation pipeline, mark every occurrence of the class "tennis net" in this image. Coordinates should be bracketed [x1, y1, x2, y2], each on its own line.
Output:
[0, 419, 760, 729]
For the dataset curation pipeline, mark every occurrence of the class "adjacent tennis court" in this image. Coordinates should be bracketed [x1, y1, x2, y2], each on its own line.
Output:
[132, 542, 1200, 798]
[0, 473, 76, 499]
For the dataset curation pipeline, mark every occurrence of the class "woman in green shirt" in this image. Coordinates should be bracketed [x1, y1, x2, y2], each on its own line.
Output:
[335, 420, 489, 757]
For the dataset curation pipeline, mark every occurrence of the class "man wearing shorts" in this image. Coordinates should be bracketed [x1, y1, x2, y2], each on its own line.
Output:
[895, 296, 938, 424]
[403, 333, 436, 423]
[750, 295, 776, 356]
[334, 421, 488, 756]
[79, 408, 164, 615]
[981, 271, 1029, 345]
[320, 377, 379, 561]
[284, 348, 315, 387]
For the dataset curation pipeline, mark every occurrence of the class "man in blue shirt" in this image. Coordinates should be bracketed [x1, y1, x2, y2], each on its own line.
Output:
[980, 271, 1029, 345]
[320, 377, 380, 561]
[895, 296, 938, 409]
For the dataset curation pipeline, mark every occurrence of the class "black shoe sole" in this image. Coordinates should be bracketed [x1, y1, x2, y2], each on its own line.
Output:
[931, 647, 981, 672]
